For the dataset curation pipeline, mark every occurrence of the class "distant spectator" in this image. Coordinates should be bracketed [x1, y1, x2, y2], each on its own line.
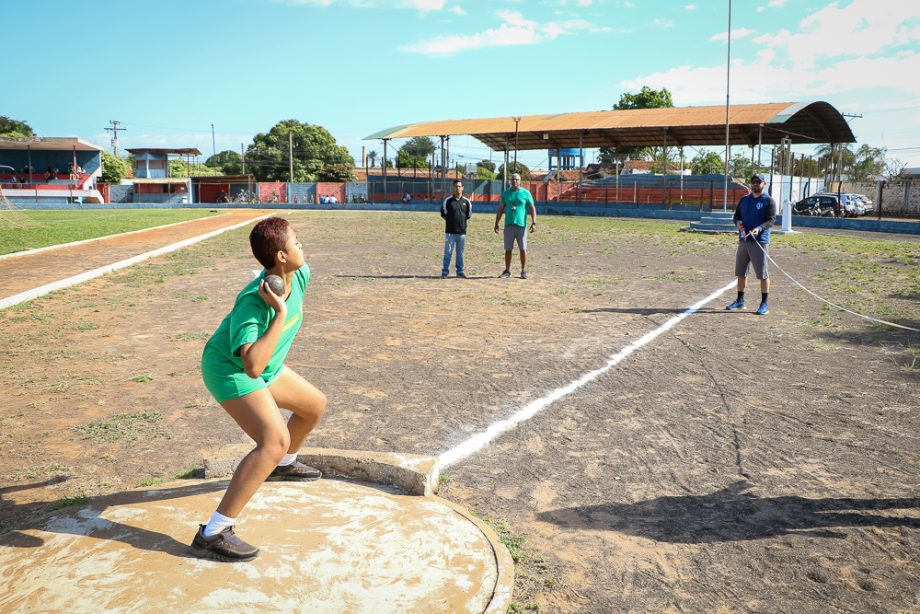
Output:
[329, 194, 337, 204]
[320, 194, 327, 204]
[402, 192, 412, 204]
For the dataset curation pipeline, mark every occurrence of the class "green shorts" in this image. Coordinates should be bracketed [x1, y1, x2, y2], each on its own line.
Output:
[201, 343, 283, 403]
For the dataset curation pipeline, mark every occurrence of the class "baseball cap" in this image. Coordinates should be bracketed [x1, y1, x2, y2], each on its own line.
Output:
[751, 173, 766, 183]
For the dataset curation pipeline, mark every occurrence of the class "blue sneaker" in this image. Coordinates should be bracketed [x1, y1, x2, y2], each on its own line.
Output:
[755, 302, 769, 315]
[725, 299, 746, 310]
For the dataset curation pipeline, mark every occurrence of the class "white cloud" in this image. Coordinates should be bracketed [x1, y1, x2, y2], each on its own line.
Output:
[768, 0, 788, 6]
[756, 6, 765, 13]
[623, 1, 635, 7]
[752, 0, 920, 68]
[400, 10, 610, 55]
[624, 0, 920, 107]
[685, 4, 697, 9]
[652, 18, 674, 29]
[620, 51, 920, 107]
[448, 5, 465, 15]
[709, 27, 754, 42]
[576, 0, 593, 6]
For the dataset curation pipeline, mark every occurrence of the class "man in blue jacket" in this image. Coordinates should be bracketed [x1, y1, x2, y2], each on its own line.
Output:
[726, 173, 776, 315]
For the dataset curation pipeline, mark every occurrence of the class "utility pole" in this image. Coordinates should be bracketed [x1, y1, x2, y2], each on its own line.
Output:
[241, 143, 245, 174]
[105, 120, 125, 156]
[722, 0, 732, 212]
[289, 131, 294, 183]
[211, 124, 216, 157]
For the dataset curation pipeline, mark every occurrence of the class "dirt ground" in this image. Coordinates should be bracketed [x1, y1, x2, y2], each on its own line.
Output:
[1, 210, 917, 612]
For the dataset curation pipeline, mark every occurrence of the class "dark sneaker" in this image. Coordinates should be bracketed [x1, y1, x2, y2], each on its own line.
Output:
[520, 270, 528, 279]
[441, 273, 448, 279]
[456, 272, 466, 278]
[725, 299, 746, 310]
[190, 525, 259, 562]
[755, 302, 769, 315]
[499, 270, 511, 278]
[268, 461, 322, 481]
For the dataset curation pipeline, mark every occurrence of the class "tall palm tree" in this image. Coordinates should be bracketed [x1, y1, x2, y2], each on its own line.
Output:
[367, 150, 378, 168]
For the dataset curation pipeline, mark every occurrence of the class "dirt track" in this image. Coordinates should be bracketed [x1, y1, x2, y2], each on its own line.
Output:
[0, 211, 917, 612]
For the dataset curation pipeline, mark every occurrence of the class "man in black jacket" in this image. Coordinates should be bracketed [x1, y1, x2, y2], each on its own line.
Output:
[440, 179, 472, 278]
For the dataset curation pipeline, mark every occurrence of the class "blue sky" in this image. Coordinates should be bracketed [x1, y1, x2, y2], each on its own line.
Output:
[6, 0, 919, 168]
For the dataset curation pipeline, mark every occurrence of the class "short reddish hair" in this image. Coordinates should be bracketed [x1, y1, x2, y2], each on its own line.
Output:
[249, 217, 290, 269]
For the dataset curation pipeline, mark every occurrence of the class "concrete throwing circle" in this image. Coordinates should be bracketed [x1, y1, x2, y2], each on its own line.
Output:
[0, 478, 512, 613]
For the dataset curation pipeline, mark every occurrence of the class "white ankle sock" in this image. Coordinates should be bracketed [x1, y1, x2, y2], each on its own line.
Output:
[203, 511, 235, 537]
[278, 452, 297, 467]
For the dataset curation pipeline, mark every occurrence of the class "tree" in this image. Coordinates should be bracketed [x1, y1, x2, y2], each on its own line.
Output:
[814, 143, 855, 183]
[476, 166, 496, 180]
[495, 161, 531, 181]
[246, 119, 355, 182]
[728, 153, 756, 180]
[0, 116, 35, 138]
[690, 151, 724, 175]
[401, 137, 436, 159]
[169, 159, 224, 177]
[100, 151, 129, 184]
[206, 150, 242, 175]
[477, 159, 496, 172]
[367, 150, 378, 167]
[395, 137, 435, 169]
[396, 149, 430, 169]
[599, 86, 674, 164]
[850, 144, 885, 182]
[885, 157, 907, 180]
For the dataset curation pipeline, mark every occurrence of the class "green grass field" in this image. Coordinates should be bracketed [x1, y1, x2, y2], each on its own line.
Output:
[0, 209, 221, 255]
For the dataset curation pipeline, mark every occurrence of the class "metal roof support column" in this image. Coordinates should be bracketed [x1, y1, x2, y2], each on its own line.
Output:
[439, 136, 446, 200]
[578, 132, 584, 205]
[512, 117, 521, 169]
[757, 124, 763, 166]
[662, 128, 668, 202]
[503, 145, 509, 188]
[723, 0, 733, 212]
[382, 139, 388, 203]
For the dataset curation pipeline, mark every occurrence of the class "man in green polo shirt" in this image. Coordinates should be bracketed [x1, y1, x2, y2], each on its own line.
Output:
[493, 173, 537, 279]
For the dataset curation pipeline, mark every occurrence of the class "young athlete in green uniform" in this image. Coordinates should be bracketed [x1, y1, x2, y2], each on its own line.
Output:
[191, 216, 327, 562]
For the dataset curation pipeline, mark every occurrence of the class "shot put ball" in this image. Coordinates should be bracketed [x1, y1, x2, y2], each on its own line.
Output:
[266, 274, 285, 296]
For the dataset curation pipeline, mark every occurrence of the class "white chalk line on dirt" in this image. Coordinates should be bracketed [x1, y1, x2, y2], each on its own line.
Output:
[438, 279, 739, 469]
[0, 213, 274, 311]
[0, 214, 228, 262]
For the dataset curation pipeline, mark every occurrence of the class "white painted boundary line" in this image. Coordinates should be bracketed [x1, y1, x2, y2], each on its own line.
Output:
[0, 213, 273, 311]
[0, 214, 230, 262]
[438, 279, 739, 469]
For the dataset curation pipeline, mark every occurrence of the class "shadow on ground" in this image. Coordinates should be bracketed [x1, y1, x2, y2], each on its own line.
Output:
[538, 481, 920, 543]
[0, 480, 227, 558]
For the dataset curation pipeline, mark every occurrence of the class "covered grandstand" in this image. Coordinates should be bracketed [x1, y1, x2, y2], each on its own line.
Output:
[0, 137, 104, 204]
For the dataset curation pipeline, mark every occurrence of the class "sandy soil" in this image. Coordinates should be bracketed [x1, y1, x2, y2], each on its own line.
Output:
[0, 210, 917, 612]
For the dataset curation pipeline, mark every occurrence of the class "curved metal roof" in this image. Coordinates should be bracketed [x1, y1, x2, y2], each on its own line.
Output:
[365, 101, 855, 150]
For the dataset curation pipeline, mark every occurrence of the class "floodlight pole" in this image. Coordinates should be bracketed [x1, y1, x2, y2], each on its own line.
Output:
[722, 0, 732, 212]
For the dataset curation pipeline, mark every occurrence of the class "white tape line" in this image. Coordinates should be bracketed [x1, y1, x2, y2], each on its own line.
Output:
[0, 213, 273, 311]
[438, 279, 738, 468]
[0, 215, 222, 261]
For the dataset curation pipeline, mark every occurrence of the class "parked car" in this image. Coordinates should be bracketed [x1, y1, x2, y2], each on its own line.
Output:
[793, 194, 841, 216]
[793, 193, 868, 217]
[851, 193, 873, 212]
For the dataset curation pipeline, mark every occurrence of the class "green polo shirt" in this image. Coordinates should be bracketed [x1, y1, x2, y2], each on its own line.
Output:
[201, 265, 309, 402]
[501, 187, 534, 227]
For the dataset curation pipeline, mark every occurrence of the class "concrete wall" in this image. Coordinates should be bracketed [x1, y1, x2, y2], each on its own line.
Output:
[843, 180, 919, 217]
